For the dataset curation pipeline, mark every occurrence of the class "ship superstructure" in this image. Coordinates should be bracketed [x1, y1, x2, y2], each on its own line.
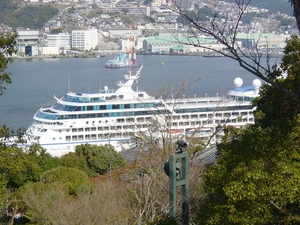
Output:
[24, 66, 261, 157]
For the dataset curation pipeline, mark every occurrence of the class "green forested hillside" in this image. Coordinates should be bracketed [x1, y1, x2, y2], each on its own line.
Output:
[0, 0, 58, 29]
[224, 0, 293, 15]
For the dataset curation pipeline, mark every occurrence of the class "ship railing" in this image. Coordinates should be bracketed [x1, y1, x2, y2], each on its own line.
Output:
[103, 96, 156, 102]
[165, 97, 226, 106]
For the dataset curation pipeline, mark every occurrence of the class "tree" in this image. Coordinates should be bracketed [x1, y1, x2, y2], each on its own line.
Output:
[50, 28, 63, 34]
[197, 35, 300, 225]
[19, 180, 129, 225]
[40, 166, 91, 195]
[124, 146, 171, 225]
[121, 8, 129, 15]
[147, 0, 300, 99]
[0, 145, 52, 225]
[4, 167, 90, 224]
[290, 0, 300, 31]
[0, 31, 17, 95]
[0, 146, 41, 190]
[60, 151, 98, 177]
[2, 5, 58, 29]
[62, 144, 127, 176]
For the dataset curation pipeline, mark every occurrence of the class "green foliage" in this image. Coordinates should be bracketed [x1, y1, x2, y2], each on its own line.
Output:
[0, 31, 17, 95]
[40, 166, 91, 195]
[197, 35, 300, 225]
[87, 10, 102, 18]
[224, 0, 293, 15]
[2, 5, 58, 29]
[0, 138, 60, 210]
[197, 6, 215, 21]
[255, 35, 300, 134]
[0, 125, 11, 140]
[120, 15, 137, 26]
[241, 12, 259, 24]
[16, 181, 69, 223]
[177, 7, 215, 25]
[121, 8, 129, 15]
[60, 151, 98, 177]
[0, 144, 59, 188]
[177, 10, 197, 25]
[0, 145, 41, 189]
[50, 28, 63, 34]
[199, 125, 300, 224]
[275, 15, 297, 28]
[18, 180, 130, 224]
[26, 143, 61, 172]
[74, 144, 127, 175]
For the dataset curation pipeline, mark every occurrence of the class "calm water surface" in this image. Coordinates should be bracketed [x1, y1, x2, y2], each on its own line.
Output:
[0, 55, 280, 131]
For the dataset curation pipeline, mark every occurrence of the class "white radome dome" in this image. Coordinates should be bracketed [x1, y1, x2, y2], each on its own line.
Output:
[252, 79, 261, 88]
[253, 79, 261, 94]
[234, 77, 243, 88]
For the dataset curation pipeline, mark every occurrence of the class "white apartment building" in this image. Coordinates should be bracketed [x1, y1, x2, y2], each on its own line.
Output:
[47, 33, 71, 49]
[71, 29, 98, 51]
[120, 37, 145, 52]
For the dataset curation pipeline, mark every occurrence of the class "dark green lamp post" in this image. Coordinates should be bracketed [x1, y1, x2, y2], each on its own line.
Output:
[164, 141, 189, 225]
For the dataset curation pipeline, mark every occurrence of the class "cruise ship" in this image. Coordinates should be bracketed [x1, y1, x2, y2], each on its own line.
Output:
[23, 66, 261, 157]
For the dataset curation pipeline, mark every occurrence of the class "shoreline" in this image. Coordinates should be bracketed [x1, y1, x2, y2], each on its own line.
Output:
[12, 51, 284, 59]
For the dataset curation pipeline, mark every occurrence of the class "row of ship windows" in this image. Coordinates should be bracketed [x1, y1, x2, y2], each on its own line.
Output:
[61, 95, 105, 103]
[174, 105, 253, 114]
[53, 102, 163, 111]
[58, 117, 254, 134]
[58, 118, 255, 142]
[39, 109, 253, 121]
[64, 132, 136, 141]
[71, 124, 149, 132]
[166, 111, 252, 120]
[171, 118, 254, 126]
[52, 104, 251, 114]
[60, 111, 253, 129]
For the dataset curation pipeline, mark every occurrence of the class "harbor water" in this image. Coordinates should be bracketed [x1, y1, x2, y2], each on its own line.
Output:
[0, 55, 281, 131]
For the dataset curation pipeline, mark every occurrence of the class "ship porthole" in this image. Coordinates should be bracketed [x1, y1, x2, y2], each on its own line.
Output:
[86, 121, 89, 124]
[53, 137, 56, 141]
[59, 137, 62, 140]
[99, 120, 101, 123]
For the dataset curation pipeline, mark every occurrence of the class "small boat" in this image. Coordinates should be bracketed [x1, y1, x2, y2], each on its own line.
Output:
[105, 51, 139, 68]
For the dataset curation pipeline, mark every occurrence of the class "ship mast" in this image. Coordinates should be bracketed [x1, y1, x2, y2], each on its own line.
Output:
[116, 65, 143, 93]
[128, 24, 137, 66]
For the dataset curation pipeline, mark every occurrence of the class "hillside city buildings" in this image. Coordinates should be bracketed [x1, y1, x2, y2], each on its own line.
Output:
[13, 0, 297, 57]
[15, 28, 290, 57]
